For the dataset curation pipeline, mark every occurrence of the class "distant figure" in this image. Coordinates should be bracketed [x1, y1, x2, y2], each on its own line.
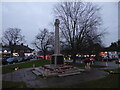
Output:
[85, 63, 91, 71]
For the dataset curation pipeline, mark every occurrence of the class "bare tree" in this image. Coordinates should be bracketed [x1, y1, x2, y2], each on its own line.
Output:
[2, 28, 25, 45]
[54, 2, 104, 63]
[32, 28, 54, 60]
[2, 28, 25, 57]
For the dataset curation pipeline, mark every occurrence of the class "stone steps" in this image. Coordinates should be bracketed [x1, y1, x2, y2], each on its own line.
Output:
[32, 70, 42, 76]
[78, 69, 85, 72]
[31, 67, 85, 77]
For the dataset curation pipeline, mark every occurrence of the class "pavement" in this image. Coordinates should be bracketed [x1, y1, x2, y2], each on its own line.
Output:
[65, 60, 120, 69]
[3, 67, 107, 88]
[94, 61, 120, 69]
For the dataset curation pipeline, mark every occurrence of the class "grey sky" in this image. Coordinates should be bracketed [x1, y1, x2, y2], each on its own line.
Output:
[1, 2, 118, 49]
[96, 2, 118, 46]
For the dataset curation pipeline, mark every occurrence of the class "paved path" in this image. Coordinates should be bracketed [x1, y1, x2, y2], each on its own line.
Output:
[65, 60, 120, 69]
[3, 61, 119, 88]
[2, 59, 37, 67]
[3, 67, 107, 88]
[94, 61, 120, 69]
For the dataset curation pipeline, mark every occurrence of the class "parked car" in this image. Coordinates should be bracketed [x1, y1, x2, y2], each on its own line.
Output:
[37, 56, 43, 60]
[2, 56, 10, 65]
[111, 57, 119, 61]
[24, 56, 33, 61]
[6, 56, 24, 64]
[16, 57, 24, 62]
[6, 57, 18, 64]
[82, 58, 95, 63]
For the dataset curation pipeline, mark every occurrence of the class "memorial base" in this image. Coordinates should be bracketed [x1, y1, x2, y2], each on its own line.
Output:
[51, 54, 64, 65]
[32, 64, 84, 77]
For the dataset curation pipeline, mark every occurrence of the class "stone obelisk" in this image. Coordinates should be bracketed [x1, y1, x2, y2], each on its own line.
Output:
[55, 19, 60, 54]
[51, 19, 64, 65]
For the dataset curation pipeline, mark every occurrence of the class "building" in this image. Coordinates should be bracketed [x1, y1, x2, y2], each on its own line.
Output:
[2, 43, 34, 57]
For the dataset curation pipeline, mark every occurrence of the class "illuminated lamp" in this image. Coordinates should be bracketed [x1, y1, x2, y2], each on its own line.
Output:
[76, 54, 78, 56]
[68, 58, 71, 60]
[28, 54, 30, 56]
[13, 53, 19, 56]
[87, 55, 89, 57]
[99, 52, 105, 56]
[4, 50, 7, 53]
[105, 52, 107, 54]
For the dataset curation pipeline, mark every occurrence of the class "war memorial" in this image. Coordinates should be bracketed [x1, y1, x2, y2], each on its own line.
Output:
[32, 19, 85, 77]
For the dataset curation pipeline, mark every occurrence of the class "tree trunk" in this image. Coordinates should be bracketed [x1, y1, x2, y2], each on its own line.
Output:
[10, 50, 13, 57]
[10, 45, 13, 57]
[43, 52, 46, 60]
[72, 52, 76, 63]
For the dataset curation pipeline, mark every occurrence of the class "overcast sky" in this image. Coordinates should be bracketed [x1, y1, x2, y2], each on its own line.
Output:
[1, 1, 118, 49]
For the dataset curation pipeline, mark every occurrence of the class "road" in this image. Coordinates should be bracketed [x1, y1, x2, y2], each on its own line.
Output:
[1, 58, 37, 67]
[94, 61, 120, 69]
[65, 60, 120, 69]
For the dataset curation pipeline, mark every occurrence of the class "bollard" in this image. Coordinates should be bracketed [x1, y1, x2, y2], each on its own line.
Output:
[92, 61, 94, 65]
[85, 63, 91, 71]
[81, 60, 83, 64]
[105, 62, 108, 66]
[88, 63, 91, 69]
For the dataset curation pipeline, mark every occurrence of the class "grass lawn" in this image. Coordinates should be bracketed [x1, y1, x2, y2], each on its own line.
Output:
[49, 68, 120, 88]
[71, 74, 119, 88]
[2, 81, 26, 88]
[2, 60, 106, 74]
[104, 68, 120, 72]
[50, 74, 119, 88]
[2, 60, 50, 74]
